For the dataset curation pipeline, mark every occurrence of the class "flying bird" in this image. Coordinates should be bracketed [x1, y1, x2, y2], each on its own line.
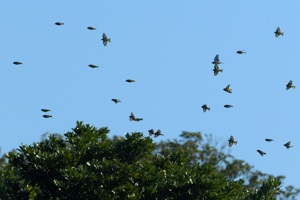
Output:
[13, 61, 22, 65]
[148, 129, 155, 137]
[129, 112, 136, 121]
[224, 104, 233, 108]
[126, 79, 135, 83]
[212, 54, 222, 65]
[228, 136, 237, 147]
[55, 22, 64, 26]
[154, 129, 163, 138]
[286, 80, 296, 90]
[111, 99, 121, 103]
[43, 115, 52, 118]
[274, 27, 284, 38]
[213, 65, 223, 76]
[201, 104, 210, 112]
[265, 138, 274, 142]
[88, 64, 99, 68]
[236, 50, 246, 54]
[284, 141, 293, 149]
[41, 109, 51, 112]
[257, 150, 266, 156]
[134, 118, 143, 122]
[223, 84, 232, 93]
[101, 33, 111, 46]
[87, 26, 96, 30]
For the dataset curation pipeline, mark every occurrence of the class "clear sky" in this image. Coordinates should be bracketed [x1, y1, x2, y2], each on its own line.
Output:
[1, 1, 299, 188]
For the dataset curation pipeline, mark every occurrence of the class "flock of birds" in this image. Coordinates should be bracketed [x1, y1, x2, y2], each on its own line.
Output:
[202, 27, 294, 156]
[12, 22, 164, 139]
[11, 24, 293, 151]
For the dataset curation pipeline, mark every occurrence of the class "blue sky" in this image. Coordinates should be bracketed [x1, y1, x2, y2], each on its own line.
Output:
[1, 1, 300, 188]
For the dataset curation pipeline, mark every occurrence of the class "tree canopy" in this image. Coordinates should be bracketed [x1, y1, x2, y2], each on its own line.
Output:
[0, 122, 298, 199]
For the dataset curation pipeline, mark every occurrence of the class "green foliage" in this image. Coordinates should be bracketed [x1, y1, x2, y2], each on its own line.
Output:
[0, 122, 297, 199]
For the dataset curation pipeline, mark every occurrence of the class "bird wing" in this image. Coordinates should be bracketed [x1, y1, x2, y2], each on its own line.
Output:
[214, 54, 219, 62]
[277, 27, 281, 32]
[131, 112, 135, 118]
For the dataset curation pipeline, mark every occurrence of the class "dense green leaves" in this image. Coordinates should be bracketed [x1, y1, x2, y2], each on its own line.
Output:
[0, 122, 298, 199]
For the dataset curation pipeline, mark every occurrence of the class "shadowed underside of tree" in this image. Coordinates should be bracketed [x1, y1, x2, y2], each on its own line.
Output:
[0, 122, 297, 199]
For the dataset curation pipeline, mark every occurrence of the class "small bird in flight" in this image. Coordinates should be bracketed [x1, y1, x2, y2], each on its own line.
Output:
[126, 79, 135, 83]
[55, 22, 64, 26]
[274, 27, 284, 38]
[286, 80, 296, 90]
[213, 65, 223, 76]
[212, 54, 222, 65]
[257, 150, 266, 156]
[236, 50, 246, 54]
[43, 115, 52, 118]
[13, 61, 22, 65]
[265, 138, 274, 142]
[88, 64, 99, 68]
[223, 84, 232, 93]
[148, 129, 155, 137]
[201, 104, 210, 112]
[41, 109, 51, 112]
[102, 33, 111, 46]
[284, 141, 293, 149]
[154, 129, 163, 138]
[111, 99, 121, 103]
[224, 104, 233, 108]
[228, 136, 237, 147]
[129, 112, 136, 121]
[87, 26, 96, 30]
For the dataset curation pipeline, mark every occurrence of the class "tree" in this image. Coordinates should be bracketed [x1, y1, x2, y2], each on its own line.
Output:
[155, 131, 300, 199]
[0, 122, 291, 199]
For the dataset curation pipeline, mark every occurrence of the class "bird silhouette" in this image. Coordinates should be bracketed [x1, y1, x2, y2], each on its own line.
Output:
[126, 79, 135, 83]
[87, 26, 96, 30]
[55, 22, 64, 26]
[88, 64, 99, 68]
[148, 129, 155, 137]
[134, 118, 143, 122]
[201, 104, 210, 112]
[43, 115, 52, 118]
[212, 54, 222, 65]
[257, 150, 266, 156]
[13, 61, 22, 65]
[265, 139, 274, 142]
[228, 136, 237, 147]
[284, 141, 293, 149]
[224, 104, 233, 108]
[129, 112, 136, 121]
[223, 85, 232, 93]
[154, 129, 163, 138]
[274, 27, 284, 38]
[111, 99, 121, 103]
[286, 80, 296, 90]
[213, 64, 223, 76]
[102, 33, 111, 46]
[41, 109, 51, 112]
[236, 50, 246, 54]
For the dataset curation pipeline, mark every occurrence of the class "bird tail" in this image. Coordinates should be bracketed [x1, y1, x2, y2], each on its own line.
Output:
[292, 86, 296, 89]
[220, 69, 223, 73]
[108, 38, 111, 42]
[235, 141, 237, 145]
[207, 108, 210, 111]
[282, 32, 284, 36]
